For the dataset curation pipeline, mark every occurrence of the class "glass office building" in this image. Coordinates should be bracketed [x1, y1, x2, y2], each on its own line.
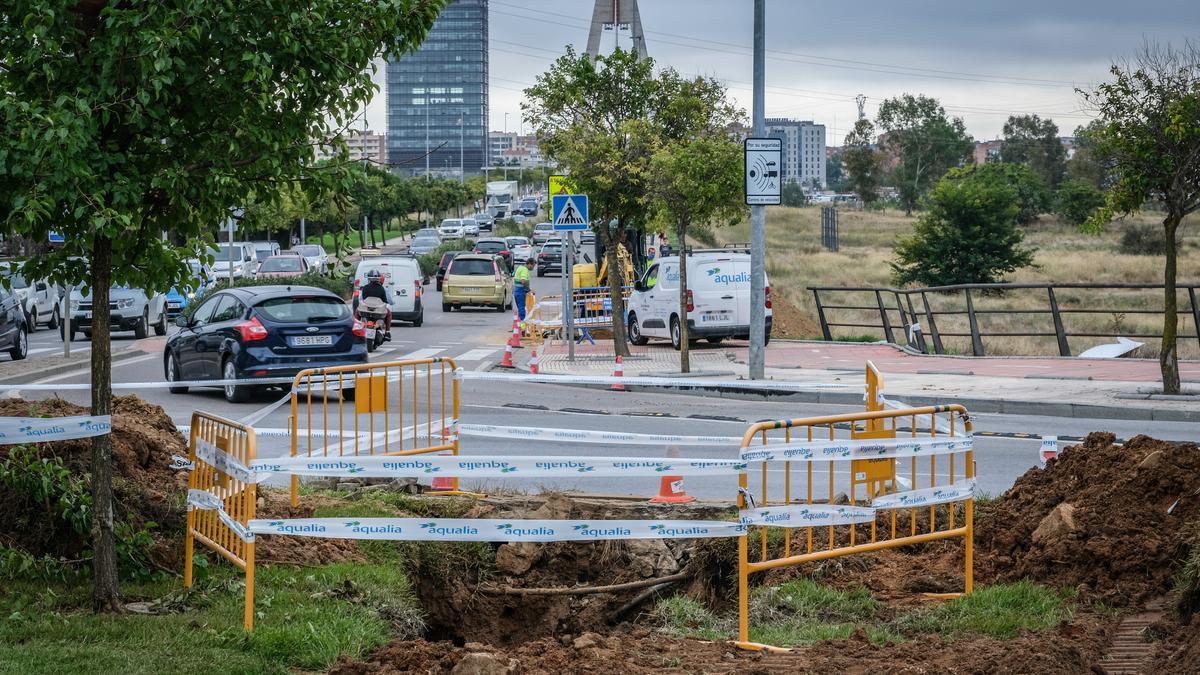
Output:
[385, 0, 488, 177]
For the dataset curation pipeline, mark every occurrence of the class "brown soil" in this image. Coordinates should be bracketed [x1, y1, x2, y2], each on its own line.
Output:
[769, 290, 821, 339]
[1145, 616, 1200, 673]
[976, 432, 1200, 607]
[254, 489, 363, 566]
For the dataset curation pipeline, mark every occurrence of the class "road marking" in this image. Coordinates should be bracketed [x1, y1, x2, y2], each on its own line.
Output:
[456, 348, 498, 362]
[397, 347, 444, 360]
[32, 353, 159, 384]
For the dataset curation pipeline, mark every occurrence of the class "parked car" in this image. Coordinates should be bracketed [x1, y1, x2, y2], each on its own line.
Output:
[290, 244, 330, 274]
[256, 254, 310, 279]
[472, 212, 494, 232]
[165, 259, 215, 319]
[0, 286, 29, 360]
[536, 240, 564, 277]
[438, 218, 466, 239]
[462, 218, 480, 237]
[441, 254, 513, 312]
[504, 236, 534, 264]
[531, 222, 556, 246]
[164, 286, 367, 403]
[626, 251, 772, 350]
[473, 237, 512, 271]
[436, 251, 464, 291]
[352, 257, 424, 326]
[63, 284, 169, 340]
[1, 265, 60, 332]
[209, 243, 256, 279]
[249, 240, 281, 264]
[408, 235, 441, 257]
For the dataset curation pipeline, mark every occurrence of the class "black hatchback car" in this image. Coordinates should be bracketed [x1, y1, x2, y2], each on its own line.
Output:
[473, 238, 512, 271]
[164, 286, 366, 402]
[435, 250, 463, 291]
[0, 287, 29, 361]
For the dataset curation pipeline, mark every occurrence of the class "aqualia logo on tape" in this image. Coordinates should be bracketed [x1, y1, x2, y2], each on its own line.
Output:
[305, 460, 363, 472]
[783, 447, 815, 460]
[255, 463, 285, 472]
[649, 523, 711, 537]
[78, 419, 111, 434]
[20, 424, 67, 438]
[533, 460, 594, 472]
[419, 521, 478, 537]
[381, 459, 436, 472]
[855, 444, 889, 456]
[822, 445, 851, 457]
[349, 521, 405, 535]
[687, 460, 741, 471]
[495, 523, 556, 537]
[601, 433, 636, 442]
[551, 431, 588, 440]
[741, 450, 772, 461]
[572, 523, 633, 538]
[749, 510, 792, 526]
[458, 460, 514, 472]
[269, 520, 327, 534]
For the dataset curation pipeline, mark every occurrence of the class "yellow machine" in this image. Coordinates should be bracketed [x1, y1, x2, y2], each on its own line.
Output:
[573, 242, 634, 288]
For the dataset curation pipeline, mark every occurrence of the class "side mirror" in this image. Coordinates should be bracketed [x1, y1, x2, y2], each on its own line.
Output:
[176, 315, 190, 328]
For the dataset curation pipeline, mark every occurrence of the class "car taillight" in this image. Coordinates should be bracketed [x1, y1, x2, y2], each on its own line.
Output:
[499, 250, 509, 256]
[354, 278, 361, 287]
[352, 289, 360, 299]
[352, 318, 366, 337]
[686, 290, 694, 313]
[414, 279, 422, 298]
[765, 286, 772, 309]
[235, 316, 269, 342]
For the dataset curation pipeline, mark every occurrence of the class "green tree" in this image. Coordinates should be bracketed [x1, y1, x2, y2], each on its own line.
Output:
[1053, 179, 1106, 226]
[877, 95, 975, 214]
[646, 75, 744, 372]
[1065, 121, 1110, 189]
[973, 162, 1050, 225]
[0, 0, 445, 611]
[842, 118, 882, 205]
[780, 181, 808, 207]
[891, 165, 1036, 286]
[1001, 114, 1067, 189]
[826, 154, 850, 193]
[1082, 40, 1200, 394]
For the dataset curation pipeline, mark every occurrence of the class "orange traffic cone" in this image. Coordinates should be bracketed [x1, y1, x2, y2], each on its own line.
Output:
[529, 349, 539, 374]
[650, 446, 694, 504]
[610, 355, 626, 391]
[499, 342, 515, 368]
[508, 320, 522, 348]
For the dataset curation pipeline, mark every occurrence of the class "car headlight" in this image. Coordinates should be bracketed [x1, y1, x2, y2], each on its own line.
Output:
[116, 298, 135, 309]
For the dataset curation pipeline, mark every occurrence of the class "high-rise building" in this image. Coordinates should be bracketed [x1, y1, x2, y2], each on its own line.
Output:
[765, 118, 827, 189]
[385, 0, 488, 177]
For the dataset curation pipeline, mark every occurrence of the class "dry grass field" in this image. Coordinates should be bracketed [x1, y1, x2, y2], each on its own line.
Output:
[716, 207, 1200, 359]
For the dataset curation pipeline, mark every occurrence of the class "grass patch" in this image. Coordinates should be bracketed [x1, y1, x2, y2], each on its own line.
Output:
[893, 581, 1074, 639]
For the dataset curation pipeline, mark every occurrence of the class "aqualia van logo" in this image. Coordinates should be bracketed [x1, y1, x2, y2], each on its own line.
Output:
[572, 523, 632, 538]
[419, 521, 478, 537]
[706, 267, 751, 285]
[495, 522, 556, 537]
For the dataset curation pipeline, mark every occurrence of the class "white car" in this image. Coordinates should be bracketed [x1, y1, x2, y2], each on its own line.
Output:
[462, 218, 480, 237]
[209, 243, 256, 279]
[438, 219, 466, 239]
[626, 251, 772, 349]
[291, 244, 329, 274]
[249, 240, 280, 265]
[504, 236, 533, 263]
[352, 257, 424, 327]
[1, 266, 60, 331]
[63, 284, 169, 340]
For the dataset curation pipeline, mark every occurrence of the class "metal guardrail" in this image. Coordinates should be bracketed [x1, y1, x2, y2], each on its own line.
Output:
[809, 282, 1200, 356]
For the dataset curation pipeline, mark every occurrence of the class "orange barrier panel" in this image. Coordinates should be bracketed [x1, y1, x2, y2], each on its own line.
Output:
[289, 358, 461, 506]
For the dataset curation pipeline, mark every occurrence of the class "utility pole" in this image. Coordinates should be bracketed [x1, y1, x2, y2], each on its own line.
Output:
[362, 115, 369, 248]
[459, 110, 465, 184]
[299, 161, 306, 244]
[748, 0, 767, 380]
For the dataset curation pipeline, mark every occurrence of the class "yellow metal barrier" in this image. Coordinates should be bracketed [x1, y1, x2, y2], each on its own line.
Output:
[289, 358, 461, 506]
[735, 364, 974, 651]
[183, 412, 257, 630]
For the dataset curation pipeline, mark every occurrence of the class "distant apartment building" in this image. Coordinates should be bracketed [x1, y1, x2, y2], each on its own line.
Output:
[765, 118, 826, 188]
[488, 132, 549, 168]
[973, 139, 1003, 165]
[313, 130, 388, 166]
[385, 0, 488, 177]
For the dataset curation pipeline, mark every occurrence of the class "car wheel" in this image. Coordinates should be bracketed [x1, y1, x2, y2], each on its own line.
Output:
[134, 309, 149, 339]
[413, 311, 423, 327]
[27, 309, 37, 333]
[48, 307, 60, 329]
[166, 353, 188, 394]
[670, 316, 682, 351]
[537, 268, 544, 277]
[442, 303, 451, 312]
[706, 336, 724, 345]
[628, 313, 649, 346]
[9, 327, 27, 360]
[222, 358, 249, 403]
[82, 330, 92, 340]
[154, 307, 168, 336]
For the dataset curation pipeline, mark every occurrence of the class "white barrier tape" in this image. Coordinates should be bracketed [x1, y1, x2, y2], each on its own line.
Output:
[456, 424, 742, 446]
[193, 438, 259, 484]
[186, 489, 255, 542]
[740, 436, 973, 463]
[871, 480, 977, 510]
[176, 419, 456, 443]
[170, 455, 195, 470]
[461, 370, 854, 392]
[740, 504, 877, 528]
[1, 377, 300, 391]
[248, 453, 748, 479]
[248, 517, 746, 542]
[0, 415, 112, 445]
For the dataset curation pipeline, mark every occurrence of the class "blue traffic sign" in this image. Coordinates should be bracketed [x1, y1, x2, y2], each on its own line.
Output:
[551, 194, 589, 231]
[48, 231, 64, 244]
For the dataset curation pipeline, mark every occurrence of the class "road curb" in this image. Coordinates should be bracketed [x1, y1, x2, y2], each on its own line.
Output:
[0, 348, 149, 386]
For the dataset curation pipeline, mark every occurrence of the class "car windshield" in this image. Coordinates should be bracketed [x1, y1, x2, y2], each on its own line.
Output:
[506, 238, 529, 247]
[259, 257, 303, 272]
[440, 220, 461, 227]
[256, 296, 348, 323]
[416, 228, 438, 237]
[448, 259, 495, 276]
[294, 245, 320, 256]
[475, 241, 504, 253]
[413, 237, 439, 248]
[535, 224, 553, 231]
[4, 273, 29, 289]
[542, 245, 562, 253]
[439, 252, 460, 265]
[211, 245, 244, 260]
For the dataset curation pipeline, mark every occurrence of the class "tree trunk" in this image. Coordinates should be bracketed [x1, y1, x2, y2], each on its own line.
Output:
[677, 226, 689, 373]
[90, 234, 122, 613]
[1161, 214, 1181, 394]
[604, 223, 631, 358]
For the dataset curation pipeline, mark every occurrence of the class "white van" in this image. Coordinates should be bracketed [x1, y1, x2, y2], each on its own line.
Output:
[626, 252, 772, 349]
[352, 256, 424, 327]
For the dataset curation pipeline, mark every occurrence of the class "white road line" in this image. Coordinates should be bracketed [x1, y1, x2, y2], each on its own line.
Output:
[32, 353, 159, 384]
[456, 348, 498, 362]
[396, 347, 445, 360]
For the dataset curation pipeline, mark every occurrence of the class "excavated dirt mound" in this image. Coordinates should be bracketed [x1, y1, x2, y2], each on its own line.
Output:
[976, 432, 1200, 606]
[0, 396, 190, 567]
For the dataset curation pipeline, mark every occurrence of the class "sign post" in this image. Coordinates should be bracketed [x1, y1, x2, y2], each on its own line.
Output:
[552, 194, 589, 362]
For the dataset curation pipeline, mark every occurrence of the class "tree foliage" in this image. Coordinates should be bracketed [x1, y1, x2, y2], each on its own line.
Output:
[1001, 114, 1067, 189]
[891, 165, 1036, 287]
[1082, 40, 1200, 394]
[1053, 179, 1106, 226]
[0, 0, 446, 611]
[876, 95, 974, 214]
[841, 118, 882, 205]
[1065, 122, 1111, 189]
[825, 154, 850, 193]
[973, 162, 1050, 225]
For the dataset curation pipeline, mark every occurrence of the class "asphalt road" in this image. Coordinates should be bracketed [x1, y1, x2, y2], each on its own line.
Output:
[5, 271, 1199, 501]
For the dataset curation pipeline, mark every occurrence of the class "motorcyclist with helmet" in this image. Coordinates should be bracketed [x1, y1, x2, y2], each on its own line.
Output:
[355, 269, 393, 340]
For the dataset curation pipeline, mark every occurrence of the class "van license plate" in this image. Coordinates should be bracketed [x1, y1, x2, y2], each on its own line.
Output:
[290, 335, 333, 347]
[701, 312, 731, 323]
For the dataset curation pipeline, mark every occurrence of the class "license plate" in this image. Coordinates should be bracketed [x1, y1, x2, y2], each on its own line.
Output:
[464, 287, 481, 294]
[290, 335, 333, 347]
[167, 302, 181, 308]
[364, 328, 376, 340]
[701, 312, 731, 323]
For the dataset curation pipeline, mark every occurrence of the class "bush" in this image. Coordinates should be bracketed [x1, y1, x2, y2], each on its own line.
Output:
[891, 165, 1036, 286]
[188, 272, 352, 316]
[972, 163, 1050, 224]
[1119, 224, 1169, 256]
[1054, 179, 1106, 226]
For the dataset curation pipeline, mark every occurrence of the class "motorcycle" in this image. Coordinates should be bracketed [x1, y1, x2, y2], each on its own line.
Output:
[357, 296, 389, 352]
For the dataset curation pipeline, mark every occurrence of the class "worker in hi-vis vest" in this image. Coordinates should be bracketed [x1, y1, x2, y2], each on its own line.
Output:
[514, 258, 534, 330]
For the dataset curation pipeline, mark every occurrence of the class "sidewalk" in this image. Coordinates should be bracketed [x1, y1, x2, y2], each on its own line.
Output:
[524, 338, 1200, 423]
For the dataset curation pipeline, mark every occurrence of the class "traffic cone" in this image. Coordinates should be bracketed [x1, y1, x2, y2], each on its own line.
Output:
[610, 355, 626, 392]
[529, 349, 540, 374]
[508, 319, 522, 348]
[499, 342, 515, 368]
[430, 452, 455, 492]
[650, 446, 694, 504]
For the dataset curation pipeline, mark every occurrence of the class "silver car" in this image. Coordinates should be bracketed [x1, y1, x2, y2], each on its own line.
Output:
[1, 266, 60, 331]
[504, 236, 533, 263]
[409, 236, 441, 257]
[63, 284, 169, 340]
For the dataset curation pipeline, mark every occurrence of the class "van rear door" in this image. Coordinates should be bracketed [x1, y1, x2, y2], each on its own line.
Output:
[690, 257, 747, 328]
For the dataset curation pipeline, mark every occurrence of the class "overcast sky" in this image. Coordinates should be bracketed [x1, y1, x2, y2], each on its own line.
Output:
[363, 0, 1200, 144]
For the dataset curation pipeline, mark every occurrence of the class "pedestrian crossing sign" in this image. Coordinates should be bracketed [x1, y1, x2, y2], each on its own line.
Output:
[551, 194, 589, 231]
